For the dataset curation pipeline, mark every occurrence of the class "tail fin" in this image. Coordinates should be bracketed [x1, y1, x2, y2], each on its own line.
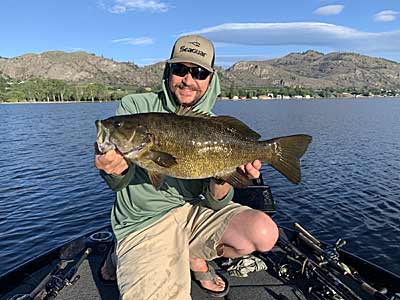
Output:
[262, 134, 312, 184]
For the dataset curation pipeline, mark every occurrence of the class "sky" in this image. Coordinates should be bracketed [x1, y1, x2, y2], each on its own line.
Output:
[1, 0, 399, 68]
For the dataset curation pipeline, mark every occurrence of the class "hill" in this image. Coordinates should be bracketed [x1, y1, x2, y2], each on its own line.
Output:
[225, 50, 400, 89]
[1, 50, 400, 90]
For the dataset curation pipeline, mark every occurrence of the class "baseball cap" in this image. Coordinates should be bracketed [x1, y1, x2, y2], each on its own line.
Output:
[167, 35, 215, 72]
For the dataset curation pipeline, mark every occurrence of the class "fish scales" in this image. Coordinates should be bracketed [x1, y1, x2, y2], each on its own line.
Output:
[96, 112, 312, 187]
[132, 113, 261, 179]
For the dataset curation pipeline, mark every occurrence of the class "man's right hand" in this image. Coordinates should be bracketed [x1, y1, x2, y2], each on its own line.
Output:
[95, 146, 129, 176]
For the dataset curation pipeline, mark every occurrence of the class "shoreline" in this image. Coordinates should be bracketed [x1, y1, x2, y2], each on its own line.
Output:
[1, 96, 400, 105]
[0, 100, 113, 105]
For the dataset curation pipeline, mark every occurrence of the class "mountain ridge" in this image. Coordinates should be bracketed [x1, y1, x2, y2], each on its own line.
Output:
[1, 50, 399, 90]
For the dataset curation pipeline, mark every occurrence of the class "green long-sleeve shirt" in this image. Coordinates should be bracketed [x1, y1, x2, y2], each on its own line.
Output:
[101, 70, 234, 242]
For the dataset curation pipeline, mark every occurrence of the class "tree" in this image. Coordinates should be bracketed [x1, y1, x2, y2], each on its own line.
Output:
[0, 90, 6, 102]
[5, 90, 25, 102]
[21, 80, 38, 101]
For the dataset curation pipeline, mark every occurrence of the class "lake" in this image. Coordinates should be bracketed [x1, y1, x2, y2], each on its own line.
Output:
[0, 98, 399, 276]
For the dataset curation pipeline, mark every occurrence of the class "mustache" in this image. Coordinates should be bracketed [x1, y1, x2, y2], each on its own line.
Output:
[177, 82, 199, 91]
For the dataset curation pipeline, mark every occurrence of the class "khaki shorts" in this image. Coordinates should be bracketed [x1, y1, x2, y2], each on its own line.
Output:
[116, 202, 249, 300]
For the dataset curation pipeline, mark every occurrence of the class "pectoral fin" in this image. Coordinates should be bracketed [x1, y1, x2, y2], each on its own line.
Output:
[144, 151, 177, 168]
[216, 168, 252, 188]
[147, 171, 165, 190]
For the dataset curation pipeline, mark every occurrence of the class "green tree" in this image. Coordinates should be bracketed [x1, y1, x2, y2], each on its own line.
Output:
[0, 90, 6, 102]
[21, 80, 39, 101]
[5, 90, 25, 102]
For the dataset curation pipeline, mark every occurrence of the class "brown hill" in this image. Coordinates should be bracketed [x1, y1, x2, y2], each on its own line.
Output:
[1, 50, 399, 90]
[0, 51, 162, 87]
[268, 50, 400, 88]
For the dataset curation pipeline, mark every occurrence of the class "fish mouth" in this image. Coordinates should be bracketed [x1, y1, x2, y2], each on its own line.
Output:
[95, 120, 152, 157]
[95, 120, 116, 154]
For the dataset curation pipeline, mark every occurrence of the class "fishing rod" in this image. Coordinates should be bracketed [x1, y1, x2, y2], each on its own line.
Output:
[261, 247, 349, 300]
[277, 235, 362, 300]
[6, 242, 91, 300]
[293, 223, 390, 300]
[43, 248, 92, 300]
[260, 222, 396, 300]
[6, 261, 68, 300]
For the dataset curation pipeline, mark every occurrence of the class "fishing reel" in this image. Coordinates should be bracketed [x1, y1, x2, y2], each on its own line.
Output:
[322, 239, 347, 264]
[278, 262, 299, 280]
[42, 274, 81, 300]
[275, 254, 347, 300]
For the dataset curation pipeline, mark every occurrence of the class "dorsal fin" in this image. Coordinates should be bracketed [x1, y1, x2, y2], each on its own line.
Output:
[175, 106, 260, 140]
[214, 116, 261, 140]
[175, 106, 212, 118]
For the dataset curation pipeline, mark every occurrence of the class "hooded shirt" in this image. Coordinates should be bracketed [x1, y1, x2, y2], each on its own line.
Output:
[101, 66, 234, 242]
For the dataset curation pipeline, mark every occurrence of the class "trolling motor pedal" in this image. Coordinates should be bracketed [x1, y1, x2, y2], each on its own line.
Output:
[233, 176, 276, 215]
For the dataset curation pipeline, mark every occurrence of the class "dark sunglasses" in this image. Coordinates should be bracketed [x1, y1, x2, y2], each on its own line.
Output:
[169, 63, 211, 80]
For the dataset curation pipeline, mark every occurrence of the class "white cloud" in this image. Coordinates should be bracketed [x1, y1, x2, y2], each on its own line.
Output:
[313, 4, 344, 16]
[184, 22, 400, 53]
[109, 0, 168, 13]
[110, 5, 127, 13]
[112, 37, 154, 45]
[373, 10, 399, 22]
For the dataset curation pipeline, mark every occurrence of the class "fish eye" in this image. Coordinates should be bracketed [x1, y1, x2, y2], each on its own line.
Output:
[112, 120, 123, 128]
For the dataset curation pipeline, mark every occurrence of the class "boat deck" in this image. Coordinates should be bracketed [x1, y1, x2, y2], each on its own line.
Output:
[0, 234, 307, 300]
[0, 185, 307, 300]
[56, 243, 306, 300]
[3, 184, 398, 300]
[2, 224, 400, 300]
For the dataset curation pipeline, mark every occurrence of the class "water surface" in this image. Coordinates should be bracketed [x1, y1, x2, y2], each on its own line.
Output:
[0, 99, 399, 276]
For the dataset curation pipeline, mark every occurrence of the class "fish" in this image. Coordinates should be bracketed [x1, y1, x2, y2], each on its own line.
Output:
[95, 108, 312, 189]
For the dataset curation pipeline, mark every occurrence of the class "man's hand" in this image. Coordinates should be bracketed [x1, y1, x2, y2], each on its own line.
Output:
[210, 160, 262, 200]
[94, 144, 129, 176]
[239, 159, 262, 179]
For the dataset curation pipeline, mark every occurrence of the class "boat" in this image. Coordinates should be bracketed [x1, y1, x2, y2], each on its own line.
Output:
[1, 180, 399, 300]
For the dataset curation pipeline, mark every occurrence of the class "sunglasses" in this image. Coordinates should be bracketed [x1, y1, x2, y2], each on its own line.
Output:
[170, 63, 211, 80]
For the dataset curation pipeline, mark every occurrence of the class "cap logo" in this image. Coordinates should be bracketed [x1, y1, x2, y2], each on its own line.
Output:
[179, 45, 207, 57]
[189, 41, 201, 47]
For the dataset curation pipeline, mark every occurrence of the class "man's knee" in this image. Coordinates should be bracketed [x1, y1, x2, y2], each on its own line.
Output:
[221, 209, 279, 256]
[248, 211, 279, 252]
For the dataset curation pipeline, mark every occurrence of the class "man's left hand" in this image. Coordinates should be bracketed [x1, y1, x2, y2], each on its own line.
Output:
[239, 160, 262, 179]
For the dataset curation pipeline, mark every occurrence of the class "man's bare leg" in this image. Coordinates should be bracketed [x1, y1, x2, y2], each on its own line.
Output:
[189, 257, 225, 292]
[189, 209, 278, 292]
[219, 209, 279, 257]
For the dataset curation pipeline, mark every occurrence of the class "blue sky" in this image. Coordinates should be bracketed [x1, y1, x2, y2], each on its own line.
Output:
[1, 0, 399, 67]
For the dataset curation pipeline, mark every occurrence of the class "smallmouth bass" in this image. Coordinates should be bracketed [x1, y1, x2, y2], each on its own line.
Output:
[96, 109, 312, 189]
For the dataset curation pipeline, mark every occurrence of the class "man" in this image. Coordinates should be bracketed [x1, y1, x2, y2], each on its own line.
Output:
[95, 34, 278, 300]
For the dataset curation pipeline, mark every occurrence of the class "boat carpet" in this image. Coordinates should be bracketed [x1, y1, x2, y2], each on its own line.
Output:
[53, 249, 306, 300]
